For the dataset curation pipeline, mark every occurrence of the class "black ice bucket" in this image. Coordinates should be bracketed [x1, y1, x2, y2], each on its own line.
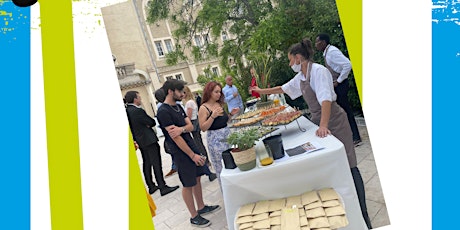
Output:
[222, 148, 237, 169]
[262, 134, 285, 160]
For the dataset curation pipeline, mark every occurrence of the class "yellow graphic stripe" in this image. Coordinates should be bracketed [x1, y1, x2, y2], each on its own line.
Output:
[336, 0, 362, 99]
[129, 131, 155, 229]
[40, 0, 84, 229]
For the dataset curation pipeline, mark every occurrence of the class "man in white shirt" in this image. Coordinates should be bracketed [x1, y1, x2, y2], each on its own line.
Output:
[315, 33, 362, 146]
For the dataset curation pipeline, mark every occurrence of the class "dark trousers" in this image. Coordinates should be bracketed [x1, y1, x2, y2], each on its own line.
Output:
[335, 79, 361, 141]
[351, 167, 373, 229]
[139, 142, 166, 189]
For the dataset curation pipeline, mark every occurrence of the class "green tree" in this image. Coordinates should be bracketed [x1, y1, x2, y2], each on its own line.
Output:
[146, 0, 362, 113]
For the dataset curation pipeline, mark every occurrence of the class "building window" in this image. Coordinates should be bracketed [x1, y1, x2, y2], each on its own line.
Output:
[203, 69, 210, 78]
[194, 33, 211, 48]
[211, 66, 219, 75]
[154, 39, 176, 58]
[164, 39, 173, 53]
[203, 34, 210, 44]
[165, 73, 183, 81]
[194, 35, 203, 48]
[221, 31, 228, 41]
[175, 74, 183, 80]
[154, 41, 165, 57]
[185, 0, 201, 6]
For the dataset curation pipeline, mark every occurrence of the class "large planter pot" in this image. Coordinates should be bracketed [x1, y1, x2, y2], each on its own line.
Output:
[230, 147, 256, 171]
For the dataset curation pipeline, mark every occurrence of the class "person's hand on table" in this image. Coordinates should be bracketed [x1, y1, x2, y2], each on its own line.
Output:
[316, 126, 331, 138]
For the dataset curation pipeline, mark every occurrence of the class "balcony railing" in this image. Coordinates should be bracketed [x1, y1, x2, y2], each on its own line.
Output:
[116, 63, 135, 79]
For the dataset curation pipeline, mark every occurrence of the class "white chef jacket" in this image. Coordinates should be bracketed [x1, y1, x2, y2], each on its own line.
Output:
[281, 63, 337, 105]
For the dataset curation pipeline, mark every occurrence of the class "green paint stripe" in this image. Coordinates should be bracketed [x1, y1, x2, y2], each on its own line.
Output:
[336, 0, 362, 100]
[40, 1, 84, 229]
[129, 131, 155, 229]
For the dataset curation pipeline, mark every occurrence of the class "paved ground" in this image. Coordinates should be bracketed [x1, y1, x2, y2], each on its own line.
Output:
[140, 125, 390, 229]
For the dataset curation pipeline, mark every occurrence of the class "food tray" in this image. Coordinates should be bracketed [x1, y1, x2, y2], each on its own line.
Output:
[230, 126, 279, 137]
[233, 109, 263, 120]
[258, 127, 278, 137]
[230, 116, 264, 128]
[261, 111, 302, 126]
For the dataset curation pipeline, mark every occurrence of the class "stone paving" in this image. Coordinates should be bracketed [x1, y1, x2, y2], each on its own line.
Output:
[140, 125, 390, 229]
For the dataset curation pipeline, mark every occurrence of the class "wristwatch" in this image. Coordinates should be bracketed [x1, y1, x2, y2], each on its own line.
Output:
[182, 127, 186, 133]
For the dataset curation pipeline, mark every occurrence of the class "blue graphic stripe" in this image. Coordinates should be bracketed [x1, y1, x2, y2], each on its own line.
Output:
[0, 2, 31, 230]
[432, 3, 460, 229]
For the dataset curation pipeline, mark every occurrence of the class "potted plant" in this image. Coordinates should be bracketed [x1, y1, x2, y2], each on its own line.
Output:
[226, 128, 260, 171]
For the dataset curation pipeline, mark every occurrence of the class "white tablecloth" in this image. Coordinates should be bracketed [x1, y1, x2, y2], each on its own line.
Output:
[221, 116, 368, 230]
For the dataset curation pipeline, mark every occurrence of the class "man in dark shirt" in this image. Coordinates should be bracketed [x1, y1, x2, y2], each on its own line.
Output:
[157, 79, 220, 227]
[124, 91, 179, 196]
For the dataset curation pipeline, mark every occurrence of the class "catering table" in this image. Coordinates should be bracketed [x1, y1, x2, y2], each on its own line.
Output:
[221, 116, 368, 230]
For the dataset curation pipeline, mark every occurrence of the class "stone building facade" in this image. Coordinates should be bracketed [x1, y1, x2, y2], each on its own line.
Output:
[101, 0, 226, 117]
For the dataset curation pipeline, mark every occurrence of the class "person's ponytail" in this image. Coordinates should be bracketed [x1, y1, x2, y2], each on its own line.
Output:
[301, 38, 314, 60]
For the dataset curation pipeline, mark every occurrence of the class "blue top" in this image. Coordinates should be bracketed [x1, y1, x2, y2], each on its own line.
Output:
[222, 84, 244, 111]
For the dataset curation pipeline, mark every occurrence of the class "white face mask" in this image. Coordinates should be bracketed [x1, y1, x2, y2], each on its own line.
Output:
[291, 59, 303, 72]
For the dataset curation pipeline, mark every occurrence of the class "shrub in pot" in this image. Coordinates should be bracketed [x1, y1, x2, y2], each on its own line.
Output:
[226, 128, 259, 171]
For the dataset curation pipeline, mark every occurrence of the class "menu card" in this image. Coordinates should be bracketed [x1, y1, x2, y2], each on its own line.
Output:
[285, 141, 324, 157]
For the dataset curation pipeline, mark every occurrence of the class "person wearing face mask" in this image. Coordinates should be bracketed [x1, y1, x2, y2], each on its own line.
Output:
[251, 39, 372, 229]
